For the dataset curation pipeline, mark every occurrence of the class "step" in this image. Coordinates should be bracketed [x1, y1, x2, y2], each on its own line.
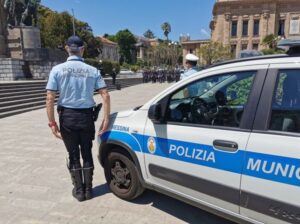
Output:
[0, 89, 46, 98]
[0, 86, 46, 94]
[0, 85, 117, 99]
[0, 100, 56, 113]
[0, 82, 136, 99]
[0, 92, 48, 102]
[0, 81, 47, 87]
[0, 80, 142, 118]
[0, 81, 133, 94]
[0, 83, 47, 90]
[0, 79, 140, 92]
[0, 104, 47, 119]
[0, 96, 48, 107]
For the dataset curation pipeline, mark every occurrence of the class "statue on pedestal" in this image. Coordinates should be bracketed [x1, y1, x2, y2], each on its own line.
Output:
[3, 0, 40, 27]
[21, 0, 41, 26]
[0, 0, 8, 56]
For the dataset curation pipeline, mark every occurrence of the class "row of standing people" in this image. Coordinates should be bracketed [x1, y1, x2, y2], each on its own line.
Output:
[142, 69, 182, 83]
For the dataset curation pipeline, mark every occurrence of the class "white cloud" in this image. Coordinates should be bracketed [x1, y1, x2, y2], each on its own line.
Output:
[200, 29, 210, 38]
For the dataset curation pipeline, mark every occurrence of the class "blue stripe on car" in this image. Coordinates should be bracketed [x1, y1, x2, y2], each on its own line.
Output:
[100, 131, 300, 187]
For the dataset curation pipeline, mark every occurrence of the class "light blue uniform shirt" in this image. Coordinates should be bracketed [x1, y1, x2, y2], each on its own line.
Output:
[180, 66, 199, 97]
[180, 66, 199, 80]
[46, 55, 106, 109]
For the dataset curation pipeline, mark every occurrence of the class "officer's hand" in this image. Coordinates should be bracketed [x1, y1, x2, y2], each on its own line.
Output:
[51, 125, 62, 139]
[98, 118, 109, 136]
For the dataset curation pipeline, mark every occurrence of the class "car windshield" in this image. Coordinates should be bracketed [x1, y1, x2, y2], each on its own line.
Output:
[171, 75, 232, 101]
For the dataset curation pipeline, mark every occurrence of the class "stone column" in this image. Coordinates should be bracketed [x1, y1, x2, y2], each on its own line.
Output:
[261, 10, 270, 38]
[285, 13, 291, 38]
[249, 15, 254, 37]
[248, 15, 254, 50]
[0, 0, 7, 57]
[236, 16, 243, 56]
[223, 13, 231, 45]
[139, 47, 144, 60]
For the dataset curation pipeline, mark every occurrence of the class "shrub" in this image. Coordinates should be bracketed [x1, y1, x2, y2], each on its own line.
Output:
[85, 58, 120, 76]
[130, 65, 139, 72]
[85, 58, 101, 69]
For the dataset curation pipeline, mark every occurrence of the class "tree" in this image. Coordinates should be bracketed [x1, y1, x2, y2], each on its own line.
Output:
[103, 33, 117, 42]
[115, 29, 136, 64]
[38, 8, 72, 48]
[161, 22, 171, 41]
[76, 21, 102, 58]
[262, 34, 279, 49]
[143, 29, 155, 39]
[38, 5, 102, 58]
[198, 41, 232, 66]
[144, 41, 181, 68]
[261, 34, 285, 55]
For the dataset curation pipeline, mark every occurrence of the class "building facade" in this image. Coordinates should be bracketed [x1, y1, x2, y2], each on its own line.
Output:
[181, 39, 210, 65]
[211, 0, 300, 57]
[135, 36, 159, 60]
[98, 37, 119, 62]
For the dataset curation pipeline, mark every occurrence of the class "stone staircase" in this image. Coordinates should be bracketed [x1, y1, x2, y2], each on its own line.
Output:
[0, 78, 142, 119]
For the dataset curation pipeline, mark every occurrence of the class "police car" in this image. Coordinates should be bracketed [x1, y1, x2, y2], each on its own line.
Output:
[98, 39, 300, 224]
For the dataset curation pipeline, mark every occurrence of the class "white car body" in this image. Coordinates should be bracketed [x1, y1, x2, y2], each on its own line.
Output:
[99, 55, 300, 224]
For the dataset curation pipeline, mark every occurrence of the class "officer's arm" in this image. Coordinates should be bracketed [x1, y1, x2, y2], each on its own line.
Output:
[46, 90, 56, 123]
[98, 88, 110, 135]
[46, 90, 62, 139]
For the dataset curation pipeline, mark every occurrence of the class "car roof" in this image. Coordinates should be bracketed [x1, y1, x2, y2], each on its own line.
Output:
[176, 54, 300, 83]
[207, 54, 288, 69]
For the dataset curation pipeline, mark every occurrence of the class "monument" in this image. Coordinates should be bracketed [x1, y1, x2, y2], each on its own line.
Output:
[0, 0, 66, 80]
[3, 0, 41, 60]
[0, 0, 8, 57]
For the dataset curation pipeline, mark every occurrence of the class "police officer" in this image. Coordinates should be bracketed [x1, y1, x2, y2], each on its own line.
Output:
[180, 53, 201, 97]
[180, 53, 199, 79]
[45, 36, 110, 202]
[111, 68, 117, 85]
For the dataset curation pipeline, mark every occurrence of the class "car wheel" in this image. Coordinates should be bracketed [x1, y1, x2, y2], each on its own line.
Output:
[104, 150, 144, 200]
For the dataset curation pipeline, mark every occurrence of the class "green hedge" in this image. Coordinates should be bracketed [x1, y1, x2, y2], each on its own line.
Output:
[85, 58, 120, 76]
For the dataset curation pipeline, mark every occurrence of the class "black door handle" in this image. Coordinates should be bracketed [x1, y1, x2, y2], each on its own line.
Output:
[213, 140, 238, 152]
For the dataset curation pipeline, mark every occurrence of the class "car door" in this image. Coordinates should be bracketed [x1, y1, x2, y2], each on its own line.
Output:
[241, 67, 300, 224]
[143, 65, 268, 214]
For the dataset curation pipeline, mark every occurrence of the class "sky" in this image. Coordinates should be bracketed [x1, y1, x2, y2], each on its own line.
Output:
[41, 0, 215, 41]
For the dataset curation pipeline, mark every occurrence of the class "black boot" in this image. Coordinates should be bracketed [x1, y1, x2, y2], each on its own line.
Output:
[83, 167, 94, 200]
[69, 167, 85, 202]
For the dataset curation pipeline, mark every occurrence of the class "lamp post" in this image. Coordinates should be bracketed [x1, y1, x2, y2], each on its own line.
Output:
[71, 8, 76, 36]
[168, 41, 180, 68]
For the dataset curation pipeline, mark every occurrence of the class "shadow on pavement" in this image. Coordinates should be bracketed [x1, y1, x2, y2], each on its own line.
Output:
[132, 190, 236, 224]
[92, 184, 111, 198]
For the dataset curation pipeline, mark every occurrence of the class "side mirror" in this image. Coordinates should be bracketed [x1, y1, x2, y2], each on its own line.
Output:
[148, 103, 162, 124]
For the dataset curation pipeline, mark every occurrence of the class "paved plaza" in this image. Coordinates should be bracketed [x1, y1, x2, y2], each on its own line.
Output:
[0, 83, 234, 224]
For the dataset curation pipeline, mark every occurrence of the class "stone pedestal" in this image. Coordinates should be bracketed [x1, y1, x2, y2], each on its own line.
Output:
[7, 27, 23, 59]
[22, 27, 41, 49]
[0, 58, 24, 81]
[0, 34, 7, 57]
[0, 0, 7, 58]
[7, 26, 41, 60]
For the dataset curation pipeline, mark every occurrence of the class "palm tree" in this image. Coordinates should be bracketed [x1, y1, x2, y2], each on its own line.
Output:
[161, 22, 171, 41]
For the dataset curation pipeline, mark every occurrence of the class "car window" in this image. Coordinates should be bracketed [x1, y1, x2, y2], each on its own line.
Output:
[269, 70, 300, 133]
[166, 71, 256, 128]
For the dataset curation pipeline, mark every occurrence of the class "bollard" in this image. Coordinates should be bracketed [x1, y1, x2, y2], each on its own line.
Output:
[116, 83, 121, 90]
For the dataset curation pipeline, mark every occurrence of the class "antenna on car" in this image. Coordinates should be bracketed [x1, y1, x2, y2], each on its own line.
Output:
[277, 38, 300, 56]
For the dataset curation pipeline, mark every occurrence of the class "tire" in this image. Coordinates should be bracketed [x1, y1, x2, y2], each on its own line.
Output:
[104, 150, 144, 200]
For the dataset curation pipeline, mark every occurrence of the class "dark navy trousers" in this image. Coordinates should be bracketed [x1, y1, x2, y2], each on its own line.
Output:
[59, 107, 95, 169]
